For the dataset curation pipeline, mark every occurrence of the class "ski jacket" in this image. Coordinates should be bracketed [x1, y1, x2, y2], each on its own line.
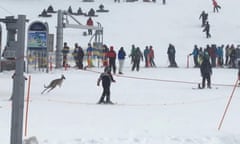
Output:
[87, 18, 93, 26]
[118, 48, 126, 60]
[149, 48, 154, 58]
[107, 47, 116, 59]
[62, 46, 70, 55]
[200, 58, 212, 77]
[97, 72, 115, 87]
[133, 48, 143, 61]
[144, 48, 149, 58]
[213, 0, 218, 7]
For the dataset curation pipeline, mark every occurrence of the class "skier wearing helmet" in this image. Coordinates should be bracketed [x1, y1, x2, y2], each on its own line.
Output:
[97, 66, 116, 104]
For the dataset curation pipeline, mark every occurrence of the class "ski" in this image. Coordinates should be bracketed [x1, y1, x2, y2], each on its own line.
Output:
[192, 83, 218, 89]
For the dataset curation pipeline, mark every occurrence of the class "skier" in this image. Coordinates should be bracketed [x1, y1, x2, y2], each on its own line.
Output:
[97, 66, 116, 104]
[199, 10, 208, 27]
[76, 46, 85, 69]
[62, 42, 70, 67]
[132, 47, 143, 71]
[203, 21, 211, 38]
[167, 43, 178, 67]
[106, 46, 117, 74]
[189, 45, 199, 67]
[212, 0, 221, 13]
[129, 44, 136, 64]
[86, 43, 94, 67]
[143, 46, 150, 67]
[86, 17, 93, 35]
[200, 52, 212, 89]
[118, 47, 126, 74]
[149, 46, 156, 67]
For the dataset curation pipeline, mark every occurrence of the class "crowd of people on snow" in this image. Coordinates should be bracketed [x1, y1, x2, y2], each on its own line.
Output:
[189, 44, 240, 69]
[61, 41, 240, 72]
[61, 42, 160, 73]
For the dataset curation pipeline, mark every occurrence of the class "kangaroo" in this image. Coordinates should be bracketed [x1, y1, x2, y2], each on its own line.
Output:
[41, 75, 66, 94]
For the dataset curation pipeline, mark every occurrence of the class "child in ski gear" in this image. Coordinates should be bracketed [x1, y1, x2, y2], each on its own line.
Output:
[97, 66, 116, 104]
[200, 52, 212, 88]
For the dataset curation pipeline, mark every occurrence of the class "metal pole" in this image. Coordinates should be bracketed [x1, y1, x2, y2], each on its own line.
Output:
[0, 24, 2, 72]
[10, 15, 26, 144]
[56, 10, 63, 68]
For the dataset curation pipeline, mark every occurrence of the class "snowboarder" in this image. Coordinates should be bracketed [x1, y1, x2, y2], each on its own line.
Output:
[203, 21, 211, 38]
[200, 52, 212, 89]
[97, 66, 116, 104]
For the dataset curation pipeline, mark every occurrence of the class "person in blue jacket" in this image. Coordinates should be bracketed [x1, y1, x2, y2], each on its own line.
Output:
[189, 45, 199, 67]
[118, 47, 126, 74]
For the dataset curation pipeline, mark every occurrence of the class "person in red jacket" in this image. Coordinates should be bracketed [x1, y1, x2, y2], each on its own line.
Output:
[212, 0, 221, 13]
[86, 17, 93, 35]
[107, 46, 117, 74]
[149, 46, 156, 67]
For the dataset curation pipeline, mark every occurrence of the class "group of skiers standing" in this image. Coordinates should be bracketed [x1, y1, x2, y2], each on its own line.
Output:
[189, 44, 240, 69]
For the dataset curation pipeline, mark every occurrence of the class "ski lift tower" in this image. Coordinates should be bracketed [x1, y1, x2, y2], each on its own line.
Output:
[55, 10, 103, 68]
[0, 15, 27, 144]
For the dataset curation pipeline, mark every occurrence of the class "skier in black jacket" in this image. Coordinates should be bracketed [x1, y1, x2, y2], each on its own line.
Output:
[200, 53, 212, 88]
[203, 21, 211, 38]
[97, 66, 116, 104]
[199, 10, 208, 27]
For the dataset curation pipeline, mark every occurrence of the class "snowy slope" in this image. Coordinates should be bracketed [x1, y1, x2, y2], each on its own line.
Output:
[1, 0, 240, 144]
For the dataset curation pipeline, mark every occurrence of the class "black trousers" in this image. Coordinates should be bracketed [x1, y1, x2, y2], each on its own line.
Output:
[99, 86, 110, 102]
[202, 74, 211, 88]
